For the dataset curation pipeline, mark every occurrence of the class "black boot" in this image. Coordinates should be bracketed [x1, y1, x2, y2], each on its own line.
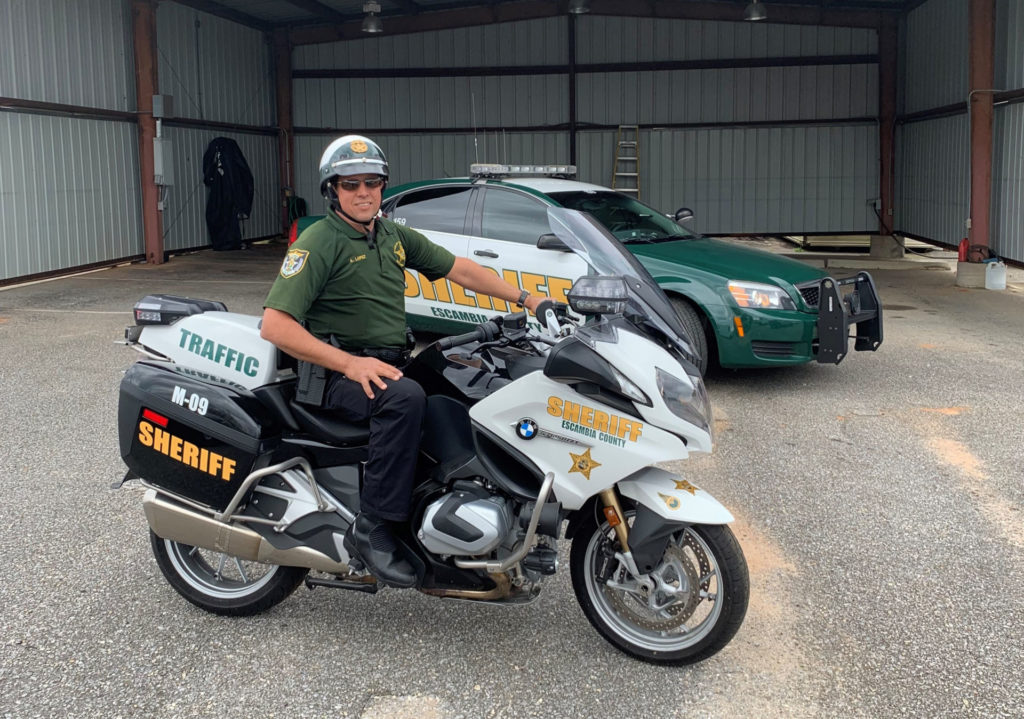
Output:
[344, 513, 417, 588]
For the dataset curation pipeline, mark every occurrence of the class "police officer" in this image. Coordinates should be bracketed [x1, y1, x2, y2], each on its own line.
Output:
[261, 136, 548, 587]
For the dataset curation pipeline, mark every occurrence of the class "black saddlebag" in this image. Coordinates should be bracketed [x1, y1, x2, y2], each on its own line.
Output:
[118, 361, 278, 511]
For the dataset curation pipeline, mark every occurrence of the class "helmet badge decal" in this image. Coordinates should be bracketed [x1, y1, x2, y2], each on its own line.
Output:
[350, 140, 368, 153]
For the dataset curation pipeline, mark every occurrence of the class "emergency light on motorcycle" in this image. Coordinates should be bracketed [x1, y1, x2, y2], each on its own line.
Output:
[567, 276, 628, 315]
[132, 294, 228, 326]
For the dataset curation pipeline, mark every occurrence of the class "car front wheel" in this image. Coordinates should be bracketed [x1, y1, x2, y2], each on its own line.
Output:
[669, 297, 709, 375]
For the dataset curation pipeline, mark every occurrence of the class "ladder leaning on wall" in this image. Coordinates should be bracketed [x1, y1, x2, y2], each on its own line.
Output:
[611, 125, 639, 199]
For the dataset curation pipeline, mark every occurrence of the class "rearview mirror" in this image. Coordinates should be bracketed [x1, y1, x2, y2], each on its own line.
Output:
[674, 207, 694, 223]
[537, 233, 571, 252]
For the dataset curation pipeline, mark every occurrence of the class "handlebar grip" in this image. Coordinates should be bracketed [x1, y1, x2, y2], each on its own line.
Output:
[435, 320, 500, 350]
[534, 300, 567, 320]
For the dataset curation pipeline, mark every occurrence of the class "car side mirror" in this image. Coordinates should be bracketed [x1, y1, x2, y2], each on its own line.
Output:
[537, 233, 571, 252]
[674, 207, 694, 223]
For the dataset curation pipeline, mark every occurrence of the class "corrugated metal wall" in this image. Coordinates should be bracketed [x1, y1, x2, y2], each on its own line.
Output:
[292, 18, 567, 69]
[0, 0, 141, 282]
[292, 15, 880, 234]
[0, 113, 142, 280]
[995, 0, 1024, 89]
[161, 128, 280, 251]
[575, 16, 877, 62]
[643, 125, 878, 234]
[992, 0, 1024, 263]
[897, 0, 1024, 263]
[896, 114, 970, 245]
[0, 0, 134, 111]
[155, 2, 275, 126]
[903, 0, 968, 113]
[155, 3, 280, 246]
[992, 104, 1024, 264]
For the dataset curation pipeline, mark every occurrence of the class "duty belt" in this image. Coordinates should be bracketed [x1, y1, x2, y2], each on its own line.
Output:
[356, 346, 411, 367]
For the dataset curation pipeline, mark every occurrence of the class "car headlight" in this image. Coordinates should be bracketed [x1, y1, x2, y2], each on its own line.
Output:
[727, 281, 797, 310]
[655, 367, 713, 441]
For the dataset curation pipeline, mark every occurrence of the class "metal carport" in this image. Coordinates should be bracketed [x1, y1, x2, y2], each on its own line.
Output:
[1, 0, 1021, 284]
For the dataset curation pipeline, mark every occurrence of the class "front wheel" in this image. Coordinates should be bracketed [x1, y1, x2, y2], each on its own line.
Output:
[669, 297, 709, 375]
[570, 514, 748, 665]
[150, 531, 307, 616]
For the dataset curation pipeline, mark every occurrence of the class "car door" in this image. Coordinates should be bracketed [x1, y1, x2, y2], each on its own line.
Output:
[468, 186, 587, 323]
[384, 185, 474, 328]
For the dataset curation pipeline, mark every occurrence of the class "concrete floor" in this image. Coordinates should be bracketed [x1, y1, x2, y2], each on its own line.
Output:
[0, 242, 1021, 718]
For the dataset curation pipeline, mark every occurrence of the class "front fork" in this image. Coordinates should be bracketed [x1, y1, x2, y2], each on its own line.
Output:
[600, 488, 651, 587]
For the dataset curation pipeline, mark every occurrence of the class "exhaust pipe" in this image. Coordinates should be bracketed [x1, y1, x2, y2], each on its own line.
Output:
[143, 489, 349, 574]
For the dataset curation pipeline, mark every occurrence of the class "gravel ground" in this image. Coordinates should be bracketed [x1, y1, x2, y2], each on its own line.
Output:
[0, 245, 1021, 718]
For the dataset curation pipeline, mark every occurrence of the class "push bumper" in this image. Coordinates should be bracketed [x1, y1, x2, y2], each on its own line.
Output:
[815, 272, 884, 364]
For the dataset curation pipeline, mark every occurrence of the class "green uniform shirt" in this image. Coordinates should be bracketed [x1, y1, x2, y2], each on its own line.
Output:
[264, 212, 455, 349]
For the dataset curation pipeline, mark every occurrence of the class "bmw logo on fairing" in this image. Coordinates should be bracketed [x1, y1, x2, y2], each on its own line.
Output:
[515, 419, 538, 440]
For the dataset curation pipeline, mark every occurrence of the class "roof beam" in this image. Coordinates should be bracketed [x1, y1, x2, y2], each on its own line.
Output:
[170, 0, 272, 31]
[288, 0, 889, 45]
[283, 0, 349, 23]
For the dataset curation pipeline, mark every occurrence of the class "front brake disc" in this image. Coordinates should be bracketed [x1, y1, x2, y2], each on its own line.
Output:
[604, 539, 706, 631]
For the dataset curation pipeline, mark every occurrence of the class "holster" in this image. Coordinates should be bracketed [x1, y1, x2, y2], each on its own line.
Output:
[294, 334, 341, 407]
[295, 358, 330, 406]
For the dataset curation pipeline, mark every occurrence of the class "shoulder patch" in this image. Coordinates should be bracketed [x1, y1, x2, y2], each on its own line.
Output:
[280, 248, 309, 278]
[392, 240, 406, 267]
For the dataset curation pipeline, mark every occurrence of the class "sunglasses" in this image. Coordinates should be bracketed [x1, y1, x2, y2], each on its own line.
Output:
[335, 177, 385, 191]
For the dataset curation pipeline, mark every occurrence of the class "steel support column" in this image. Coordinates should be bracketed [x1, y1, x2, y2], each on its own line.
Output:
[132, 0, 163, 265]
[273, 30, 295, 236]
[878, 16, 897, 236]
[568, 13, 577, 165]
[968, 0, 995, 259]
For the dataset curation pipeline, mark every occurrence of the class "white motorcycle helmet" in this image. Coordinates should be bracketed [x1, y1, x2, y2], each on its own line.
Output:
[318, 135, 389, 201]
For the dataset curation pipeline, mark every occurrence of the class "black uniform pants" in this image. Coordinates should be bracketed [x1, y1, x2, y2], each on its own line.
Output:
[324, 373, 426, 522]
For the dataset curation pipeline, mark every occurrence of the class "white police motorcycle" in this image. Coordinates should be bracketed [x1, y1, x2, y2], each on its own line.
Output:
[116, 207, 748, 665]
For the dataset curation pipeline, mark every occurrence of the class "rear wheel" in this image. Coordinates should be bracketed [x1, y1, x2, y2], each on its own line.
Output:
[570, 513, 748, 665]
[150, 531, 307, 616]
[668, 297, 709, 375]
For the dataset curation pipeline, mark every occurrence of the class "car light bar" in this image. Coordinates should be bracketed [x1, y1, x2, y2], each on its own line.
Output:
[470, 163, 577, 178]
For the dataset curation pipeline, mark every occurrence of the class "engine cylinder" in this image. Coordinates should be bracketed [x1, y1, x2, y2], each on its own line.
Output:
[418, 486, 512, 556]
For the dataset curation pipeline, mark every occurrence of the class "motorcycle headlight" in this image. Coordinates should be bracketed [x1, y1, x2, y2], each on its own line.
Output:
[727, 281, 797, 310]
[655, 367, 713, 440]
[610, 365, 649, 405]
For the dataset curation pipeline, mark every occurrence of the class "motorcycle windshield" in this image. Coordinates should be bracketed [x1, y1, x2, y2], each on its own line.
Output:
[547, 207, 697, 360]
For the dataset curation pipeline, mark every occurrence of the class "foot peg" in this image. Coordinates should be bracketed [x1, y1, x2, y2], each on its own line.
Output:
[305, 575, 378, 594]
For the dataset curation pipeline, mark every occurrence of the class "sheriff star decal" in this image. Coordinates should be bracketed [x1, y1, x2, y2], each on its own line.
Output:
[674, 479, 698, 495]
[280, 248, 309, 278]
[350, 140, 368, 153]
[568, 448, 601, 480]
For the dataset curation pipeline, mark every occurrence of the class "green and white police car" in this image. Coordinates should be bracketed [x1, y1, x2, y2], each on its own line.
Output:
[293, 164, 882, 374]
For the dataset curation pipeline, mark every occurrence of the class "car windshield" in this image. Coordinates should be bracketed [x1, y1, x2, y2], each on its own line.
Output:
[546, 208, 696, 358]
[547, 190, 699, 244]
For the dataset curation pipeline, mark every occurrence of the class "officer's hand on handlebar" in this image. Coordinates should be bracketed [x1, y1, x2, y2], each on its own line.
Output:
[523, 295, 550, 314]
[342, 355, 402, 399]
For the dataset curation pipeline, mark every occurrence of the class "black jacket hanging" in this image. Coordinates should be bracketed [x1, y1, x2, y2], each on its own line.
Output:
[202, 137, 254, 251]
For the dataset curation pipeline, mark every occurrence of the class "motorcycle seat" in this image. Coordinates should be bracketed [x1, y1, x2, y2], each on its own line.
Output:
[288, 400, 370, 447]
